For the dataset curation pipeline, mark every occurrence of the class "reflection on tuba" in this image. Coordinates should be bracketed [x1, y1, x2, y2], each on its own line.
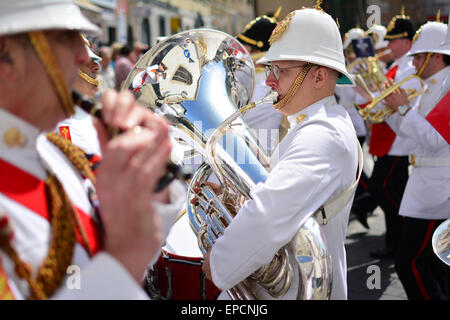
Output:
[122, 29, 332, 300]
[348, 37, 424, 123]
[432, 218, 450, 266]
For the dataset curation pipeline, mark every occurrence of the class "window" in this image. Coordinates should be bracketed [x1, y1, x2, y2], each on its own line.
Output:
[159, 16, 166, 37]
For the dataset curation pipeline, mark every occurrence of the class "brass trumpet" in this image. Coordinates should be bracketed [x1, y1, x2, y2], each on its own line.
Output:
[348, 53, 424, 123]
[353, 73, 425, 123]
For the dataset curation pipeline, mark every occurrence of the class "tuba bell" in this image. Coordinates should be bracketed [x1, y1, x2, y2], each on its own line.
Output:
[432, 218, 450, 266]
[122, 29, 332, 300]
[348, 37, 424, 123]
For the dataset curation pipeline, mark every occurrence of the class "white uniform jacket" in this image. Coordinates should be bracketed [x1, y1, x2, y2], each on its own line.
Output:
[335, 85, 367, 138]
[56, 106, 102, 156]
[385, 66, 450, 220]
[0, 109, 185, 299]
[210, 96, 359, 300]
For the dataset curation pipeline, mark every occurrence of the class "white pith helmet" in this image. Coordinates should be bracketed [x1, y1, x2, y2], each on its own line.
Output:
[366, 24, 389, 50]
[257, 8, 355, 85]
[343, 27, 365, 49]
[441, 14, 450, 46]
[407, 21, 450, 56]
[0, 0, 101, 37]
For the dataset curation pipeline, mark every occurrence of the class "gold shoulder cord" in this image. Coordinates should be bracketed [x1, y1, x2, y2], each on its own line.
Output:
[0, 131, 100, 299]
[46, 132, 95, 258]
[27, 31, 75, 117]
[0, 174, 77, 299]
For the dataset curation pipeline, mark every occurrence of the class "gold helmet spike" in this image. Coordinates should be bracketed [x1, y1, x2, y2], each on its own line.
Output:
[273, 6, 282, 19]
[436, 9, 441, 22]
[401, 6, 405, 16]
[315, 0, 323, 11]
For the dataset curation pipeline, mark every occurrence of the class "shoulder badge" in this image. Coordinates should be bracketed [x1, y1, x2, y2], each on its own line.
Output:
[3, 127, 27, 148]
[59, 126, 72, 142]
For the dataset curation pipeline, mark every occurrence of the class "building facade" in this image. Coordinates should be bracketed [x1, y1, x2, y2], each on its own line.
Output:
[80, 0, 255, 47]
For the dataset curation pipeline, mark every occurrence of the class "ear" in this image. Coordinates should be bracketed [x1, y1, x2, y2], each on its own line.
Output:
[0, 37, 20, 82]
[311, 66, 328, 89]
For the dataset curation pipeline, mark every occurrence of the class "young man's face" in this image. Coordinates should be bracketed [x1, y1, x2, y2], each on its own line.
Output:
[265, 60, 316, 115]
[387, 38, 410, 60]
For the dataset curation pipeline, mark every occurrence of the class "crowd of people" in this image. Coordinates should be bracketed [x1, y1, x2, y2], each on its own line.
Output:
[0, 0, 448, 301]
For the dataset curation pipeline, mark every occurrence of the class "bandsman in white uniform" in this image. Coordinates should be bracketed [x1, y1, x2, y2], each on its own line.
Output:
[0, 0, 184, 299]
[236, 8, 283, 154]
[203, 6, 362, 300]
[57, 35, 102, 157]
[335, 27, 374, 229]
[365, 24, 393, 72]
[353, 10, 417, 259]
[383, 18, 450, 300]
[337, 27, 368, 143]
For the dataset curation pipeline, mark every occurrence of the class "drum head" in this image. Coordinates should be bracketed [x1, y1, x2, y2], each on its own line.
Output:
[163, 213, 202, 258]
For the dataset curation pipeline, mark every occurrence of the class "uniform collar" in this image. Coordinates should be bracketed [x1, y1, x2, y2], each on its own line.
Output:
[391, 54, 412, 69]
[426, 65, 450, 86]
[286, 95, 336, 129]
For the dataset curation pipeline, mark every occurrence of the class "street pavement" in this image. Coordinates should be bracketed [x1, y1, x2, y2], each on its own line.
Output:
[345, 143, 407, 300]
[346, 207, 407, 300]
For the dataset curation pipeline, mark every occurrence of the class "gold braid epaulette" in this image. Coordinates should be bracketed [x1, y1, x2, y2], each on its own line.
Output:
[0, 174, 77, 300]
[46, 132, 96, 184]
[46, 132, 94, 258]
[0, 133, 99, 299]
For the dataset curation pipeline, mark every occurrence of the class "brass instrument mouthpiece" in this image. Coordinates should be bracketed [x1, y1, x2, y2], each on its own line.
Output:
[71, 90, 192, 192]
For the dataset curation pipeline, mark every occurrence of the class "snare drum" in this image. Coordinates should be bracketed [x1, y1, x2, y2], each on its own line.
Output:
[145, 214, 221, 300]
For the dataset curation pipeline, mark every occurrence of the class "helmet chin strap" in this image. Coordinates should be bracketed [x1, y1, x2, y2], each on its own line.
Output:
[78, 69, 99, 87]
[27, 31, 75, 117]
[272, 63, 313, 110]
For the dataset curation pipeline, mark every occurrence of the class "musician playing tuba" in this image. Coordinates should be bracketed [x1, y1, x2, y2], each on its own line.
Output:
[202, 6, 361, 300]
[382, 17, 450, 300]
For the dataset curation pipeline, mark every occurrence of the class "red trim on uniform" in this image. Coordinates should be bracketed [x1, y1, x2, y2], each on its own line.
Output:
[358, 177, 368, 190]
[425, 90, 450, 144]
[0, 158, 101, 255]
[369, 123, 397, 157]
[0, 158, 49, 220]
[411, 220, 436, 300]
[382, 156, 400, 210]
[366, 64, 399, 157]
[59, 126, 72, 142]
[385, 65, 398, 80]
[135, 72, 148, 92]
[74, 207, 102, 255]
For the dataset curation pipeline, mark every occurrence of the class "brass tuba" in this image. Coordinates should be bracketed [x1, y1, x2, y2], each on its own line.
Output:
[122, 29, 332, 300]
[347, 37, 424, 123]
[432, 218, 450, 266]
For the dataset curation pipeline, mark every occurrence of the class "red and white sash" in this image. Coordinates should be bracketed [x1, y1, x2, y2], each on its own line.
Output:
[0, 158, 102, 255]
